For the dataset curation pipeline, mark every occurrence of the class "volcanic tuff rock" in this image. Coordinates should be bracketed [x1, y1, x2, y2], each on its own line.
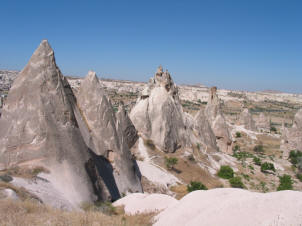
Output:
[256, 112, 270, 132]
[130, 66, 191, 152]
[116, 102, 138, 149]
[201, 87, 232, 153]
[238, 108, 257, 131]
[0, 70, 18, 91]
[0, 40, 95, 207]
[281, 109, 302, 158]
[193, 110, 218, 152]
[77, 71, 142, 198]
[77, 71, 119, 156]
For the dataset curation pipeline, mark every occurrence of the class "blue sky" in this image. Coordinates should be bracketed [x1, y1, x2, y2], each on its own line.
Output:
[0, 0, 301, 93]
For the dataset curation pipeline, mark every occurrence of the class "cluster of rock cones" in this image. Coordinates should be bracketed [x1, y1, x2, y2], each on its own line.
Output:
[0, 40, 142, 208]
[0, 40, 301, 210]
[130, 66, 233, 154]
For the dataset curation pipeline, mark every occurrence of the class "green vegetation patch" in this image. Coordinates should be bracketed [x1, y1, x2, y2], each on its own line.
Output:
[261, 162, 276, 173]
[187, 181, 208, 192]
[165, 157, 178, 170]
[229, 177, 244, 188]
[218, 165, 234, 179]
[277, 175, 293, 191]
[289, 150, 302, 169]
[253, 157, 261, 166]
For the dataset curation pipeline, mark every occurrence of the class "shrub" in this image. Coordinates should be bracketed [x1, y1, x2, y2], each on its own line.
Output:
[232, 145, 240, 152]
[196, 143, 200, 150]
[277, 174, 293, 191]
[187, 154, 195, 162]
[253, 145, 264, 153]
[165, 157, 178, 170]
[289, 150, 302, 168]
[218, 165, 234, 179]
[259, 181, 269, 193]
[242, 174, 250, 181]
[187, 181, 208, 192]
[235, 132, 241, 138]
[253, 157, 261, 166]
[261, 162, 276, 173]
[270, 126, 277, 133]
[233, 151, 254, 160]
[296, 173, 302, 182]
[0, 174, 13, 183]
[229, 177, 244, 188]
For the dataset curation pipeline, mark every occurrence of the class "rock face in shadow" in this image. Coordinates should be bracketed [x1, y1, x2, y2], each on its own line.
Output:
[194, 110, 218, 153]
[130, 66, 191, 153]
[116, 102, 138, 149]
[238, 108, 257, 131]
[0, 40, 95, 207]
[281, 109, 302, 159]
[77, 71, 142, 197]
[195, 87, 232, 153]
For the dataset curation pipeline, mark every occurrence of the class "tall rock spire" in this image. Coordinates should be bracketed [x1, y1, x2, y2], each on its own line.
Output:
[130, 66, 190, 153]
[77, 71, 142, 199]
[196, 86, 232, 154]
[0, 40, 95, 208]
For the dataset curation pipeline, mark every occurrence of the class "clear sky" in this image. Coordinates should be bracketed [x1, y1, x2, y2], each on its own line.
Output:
[0, 0, 301, 93]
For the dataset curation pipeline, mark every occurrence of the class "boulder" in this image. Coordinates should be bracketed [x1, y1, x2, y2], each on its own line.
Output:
[0, 40, 95, 207]
[77, 71, 142, 200]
